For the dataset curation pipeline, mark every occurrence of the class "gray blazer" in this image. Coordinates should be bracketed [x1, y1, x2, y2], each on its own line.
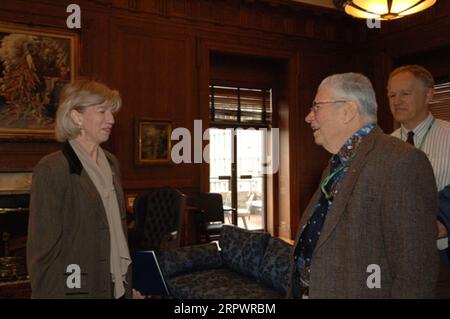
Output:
[27, 142, 132, 299]
[287, 126, 439, 298]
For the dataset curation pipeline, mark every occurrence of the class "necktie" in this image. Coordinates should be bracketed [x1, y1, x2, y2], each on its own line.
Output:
[406, 131, 415, 146]
[295, 155, 341, 286]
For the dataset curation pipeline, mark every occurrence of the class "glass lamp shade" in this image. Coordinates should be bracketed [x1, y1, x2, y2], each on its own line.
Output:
[343, 0, 437, 20]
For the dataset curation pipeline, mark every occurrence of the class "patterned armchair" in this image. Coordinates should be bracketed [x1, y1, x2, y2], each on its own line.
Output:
[130, 187, 186, 252]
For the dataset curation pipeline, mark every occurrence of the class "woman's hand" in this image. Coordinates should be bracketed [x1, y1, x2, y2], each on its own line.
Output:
[132, 289, 145, 299]
[438, 221, 448, 239]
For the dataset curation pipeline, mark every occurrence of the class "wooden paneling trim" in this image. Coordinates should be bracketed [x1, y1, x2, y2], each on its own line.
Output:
[200, 40, 295, 61]
[0, 0, 114, 28]
[106, 3, 358, 59]
[122, 178, 194, 189]
[373, 0, 450, 37]
[371, 52, 394, 132]
[370, 17, 450, 59]
[287, 52, 300, 239]
[0, 143, 61, 169]
[364, 0, 450, 59]
[107, 18, 199, 191]
[108, 0, 365, 43]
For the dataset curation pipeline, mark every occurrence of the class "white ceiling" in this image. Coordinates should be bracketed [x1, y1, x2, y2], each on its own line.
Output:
[291, 0, 337, 9]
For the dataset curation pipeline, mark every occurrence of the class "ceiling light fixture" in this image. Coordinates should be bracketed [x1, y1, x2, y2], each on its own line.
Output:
[333, 0, 437, 20]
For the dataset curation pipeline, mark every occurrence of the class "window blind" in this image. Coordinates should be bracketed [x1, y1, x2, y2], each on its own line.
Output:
[209, 85, 272, 124]
[430, 82, 450, 121]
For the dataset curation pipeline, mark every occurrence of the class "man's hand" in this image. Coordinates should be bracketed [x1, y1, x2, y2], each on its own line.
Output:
[438, 220, 448, 238]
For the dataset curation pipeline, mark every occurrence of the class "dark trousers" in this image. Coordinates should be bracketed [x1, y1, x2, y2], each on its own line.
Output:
[436, 257, 450, 299]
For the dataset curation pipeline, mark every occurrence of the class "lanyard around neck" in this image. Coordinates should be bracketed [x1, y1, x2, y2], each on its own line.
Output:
[400, 117, 435, 150]
[320, 154, 355, 199]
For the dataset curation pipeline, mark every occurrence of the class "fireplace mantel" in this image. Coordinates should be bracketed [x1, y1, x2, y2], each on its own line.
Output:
[0, 171, 32, 195]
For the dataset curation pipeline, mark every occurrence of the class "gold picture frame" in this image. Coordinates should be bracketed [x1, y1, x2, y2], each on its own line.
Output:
[0, 23, 78, 141]
[135, 118, 172, 165]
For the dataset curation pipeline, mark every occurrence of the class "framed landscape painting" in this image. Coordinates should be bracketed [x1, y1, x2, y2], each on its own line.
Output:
[0, 23, 77, 140]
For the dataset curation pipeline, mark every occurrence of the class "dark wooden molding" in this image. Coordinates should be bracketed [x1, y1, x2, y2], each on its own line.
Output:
[122, 178, 194, 190]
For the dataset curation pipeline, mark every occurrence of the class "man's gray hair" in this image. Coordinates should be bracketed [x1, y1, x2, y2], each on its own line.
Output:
[320, 72, 378, 125]
[388, 65, 434, 89]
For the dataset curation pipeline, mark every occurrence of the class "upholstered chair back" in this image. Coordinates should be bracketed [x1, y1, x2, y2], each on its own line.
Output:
[134, 187, 186, 251]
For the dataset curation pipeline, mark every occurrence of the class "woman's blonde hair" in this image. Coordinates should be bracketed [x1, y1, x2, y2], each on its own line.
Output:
[55, 80, 122, 141]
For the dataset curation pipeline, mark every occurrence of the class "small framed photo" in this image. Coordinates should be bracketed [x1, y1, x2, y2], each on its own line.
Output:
[126, 194, 137, 212]
[0, 22, 78, 141]
[135, 118, 172, 165]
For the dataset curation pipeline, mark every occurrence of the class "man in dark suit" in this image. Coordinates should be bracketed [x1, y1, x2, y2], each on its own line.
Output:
[287, 72, 438, 299]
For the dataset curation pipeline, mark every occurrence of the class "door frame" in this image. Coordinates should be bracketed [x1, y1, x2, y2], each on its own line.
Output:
[197, 39, 299, 238]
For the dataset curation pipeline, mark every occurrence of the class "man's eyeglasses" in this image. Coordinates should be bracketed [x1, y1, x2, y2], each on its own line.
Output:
[310, 100, 348, 114]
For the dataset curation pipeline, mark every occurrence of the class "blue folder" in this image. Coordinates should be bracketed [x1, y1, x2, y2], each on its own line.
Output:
[131, 250, 169, 296]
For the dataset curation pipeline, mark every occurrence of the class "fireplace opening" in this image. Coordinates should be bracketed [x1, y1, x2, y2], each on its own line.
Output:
[0, 172, 31, 282]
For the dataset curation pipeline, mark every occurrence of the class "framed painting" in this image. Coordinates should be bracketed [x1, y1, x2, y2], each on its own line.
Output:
[125, 193, 138, 229]
[135, 118, 172, 165]
[0, 23, 78, 140]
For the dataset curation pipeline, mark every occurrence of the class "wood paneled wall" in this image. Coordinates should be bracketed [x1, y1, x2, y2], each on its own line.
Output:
[2, 0, 448, 238]
[0, 0, 364, 238]
[362, 0, 450, 132]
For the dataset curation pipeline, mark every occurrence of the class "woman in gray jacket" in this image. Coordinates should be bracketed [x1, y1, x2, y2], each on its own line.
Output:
[27, 80, 132, 298]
